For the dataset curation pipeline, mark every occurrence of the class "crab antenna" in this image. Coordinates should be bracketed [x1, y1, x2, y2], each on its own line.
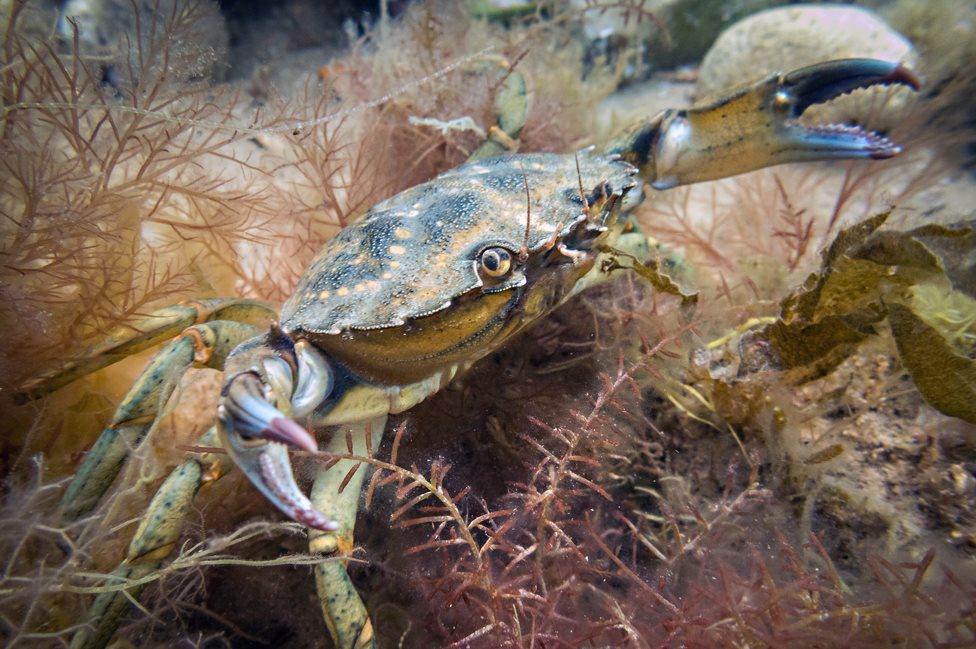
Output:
[574, 150, 591, 219]
[518, 161, 532, 263]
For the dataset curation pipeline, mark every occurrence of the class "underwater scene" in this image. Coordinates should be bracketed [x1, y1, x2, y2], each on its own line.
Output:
[1, 0, 974, 646]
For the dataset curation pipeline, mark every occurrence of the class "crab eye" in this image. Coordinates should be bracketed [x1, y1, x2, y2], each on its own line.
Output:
[479, 247, 513, 278]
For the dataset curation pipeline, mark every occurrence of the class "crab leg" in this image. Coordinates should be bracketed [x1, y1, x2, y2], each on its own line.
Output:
[218, 365, 383, 648]
[292, 69, 524, 644]
[69, 427, 232, 649]
[469, 66, 527, 160]
[15, 298, 275, 403]
[59, 319, 262, 520]
[69, 331, 327, 649]
[306, 416, 386, 649]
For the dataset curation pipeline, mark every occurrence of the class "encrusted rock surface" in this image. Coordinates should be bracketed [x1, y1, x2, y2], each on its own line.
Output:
[697, 4, 919, 130]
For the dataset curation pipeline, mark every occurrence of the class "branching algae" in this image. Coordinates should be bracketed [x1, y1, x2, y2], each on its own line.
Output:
[2, 1, 975, 648]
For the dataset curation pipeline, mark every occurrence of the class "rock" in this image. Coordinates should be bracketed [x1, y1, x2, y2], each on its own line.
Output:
[595, 75, 695, 139]
[652, 0, 789, 69]
[885, 0, 976, 167]
[696, 4, 919, 130]
[574, 0, 791, 85]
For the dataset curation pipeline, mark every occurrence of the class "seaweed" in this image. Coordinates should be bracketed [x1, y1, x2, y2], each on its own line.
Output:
[2, 1, 976, 647]
[747, 213, 976, 420]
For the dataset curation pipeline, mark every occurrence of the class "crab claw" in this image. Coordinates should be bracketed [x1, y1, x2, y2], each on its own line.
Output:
[650, 58, 921, 189]
[782, 58, 920, 120]
[218, 371, 338, 531]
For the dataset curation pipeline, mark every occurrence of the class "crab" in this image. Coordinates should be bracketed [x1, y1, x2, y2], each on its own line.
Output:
[16, 58, 918, 649]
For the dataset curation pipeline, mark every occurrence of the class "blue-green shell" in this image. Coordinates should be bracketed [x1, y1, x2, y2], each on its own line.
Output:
[280, 150, 639, 334]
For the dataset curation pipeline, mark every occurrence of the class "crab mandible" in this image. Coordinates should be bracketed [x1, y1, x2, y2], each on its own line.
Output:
[18, 58, 918, 649]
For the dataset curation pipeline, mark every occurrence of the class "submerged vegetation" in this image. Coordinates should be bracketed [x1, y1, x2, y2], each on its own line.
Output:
[1, 0, 975, 646]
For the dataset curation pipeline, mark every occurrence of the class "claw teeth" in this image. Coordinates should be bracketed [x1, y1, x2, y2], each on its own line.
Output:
[259, 445, 339, 531]
[807, 122, 900, 156]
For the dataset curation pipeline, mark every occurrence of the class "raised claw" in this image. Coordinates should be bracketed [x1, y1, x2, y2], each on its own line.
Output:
[220, 372, 318, 452]
[218, 371, 338, 531]
[776, 58, 921, 161]
[648, 58, 922, 189]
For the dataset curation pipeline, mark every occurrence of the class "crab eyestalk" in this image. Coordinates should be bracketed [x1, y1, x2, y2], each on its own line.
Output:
[647, 58, 921, 189]
[217, 339, 339, 531]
